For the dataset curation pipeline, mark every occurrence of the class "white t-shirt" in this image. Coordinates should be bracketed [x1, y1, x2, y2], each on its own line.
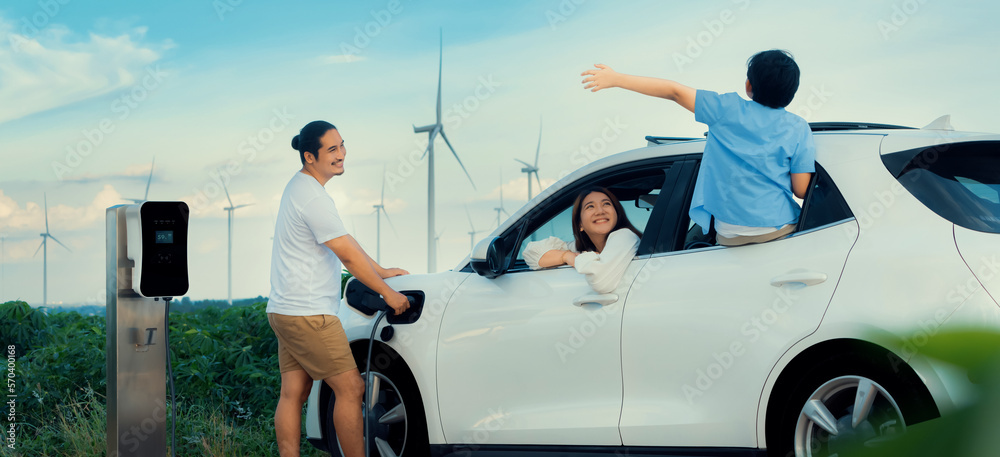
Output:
[522, 228, 640, 294]
[267, 172, 350, 316]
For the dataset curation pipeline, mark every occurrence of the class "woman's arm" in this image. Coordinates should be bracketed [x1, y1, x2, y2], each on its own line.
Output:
[522, 237, 573, 270]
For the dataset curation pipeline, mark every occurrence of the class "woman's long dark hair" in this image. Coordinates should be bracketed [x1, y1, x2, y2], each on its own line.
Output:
[571, 186, 642, 252]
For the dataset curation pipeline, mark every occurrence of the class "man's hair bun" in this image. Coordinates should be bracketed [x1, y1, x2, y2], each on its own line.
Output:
[291, 135, 301, 151]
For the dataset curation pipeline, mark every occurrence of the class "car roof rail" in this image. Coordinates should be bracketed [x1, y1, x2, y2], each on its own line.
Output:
[645, 136, 701, 146]
[809, 122, 917, 132]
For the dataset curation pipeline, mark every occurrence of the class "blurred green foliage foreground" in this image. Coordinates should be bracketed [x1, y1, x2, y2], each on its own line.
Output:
[0, 300, 326, 457]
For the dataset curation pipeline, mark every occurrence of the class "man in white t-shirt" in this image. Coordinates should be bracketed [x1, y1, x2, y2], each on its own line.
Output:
[268, 120, 410, 457]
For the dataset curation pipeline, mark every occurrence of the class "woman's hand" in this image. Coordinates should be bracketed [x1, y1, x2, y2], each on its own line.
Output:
[581, 64, 620, 92]
[562, 250, 579, 267]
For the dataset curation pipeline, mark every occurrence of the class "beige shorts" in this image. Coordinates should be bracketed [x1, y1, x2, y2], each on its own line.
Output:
[267, 313, 357, 380]
[716, 224, 796, 247]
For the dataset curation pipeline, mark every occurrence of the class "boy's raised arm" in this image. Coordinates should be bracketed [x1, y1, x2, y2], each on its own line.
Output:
[581, 64, 696, 113]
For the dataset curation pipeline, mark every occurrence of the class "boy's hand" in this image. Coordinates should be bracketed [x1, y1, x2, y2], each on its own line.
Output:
[581, 64, 619, 92]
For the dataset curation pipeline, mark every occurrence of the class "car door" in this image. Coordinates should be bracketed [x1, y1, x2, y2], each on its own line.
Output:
[435, 161, 682, 446]
[618, 159, 859, 447]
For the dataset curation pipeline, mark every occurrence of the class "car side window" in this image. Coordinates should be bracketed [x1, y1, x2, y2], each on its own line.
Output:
[797, 163, 853, 231]
[509, 168, 668, 271]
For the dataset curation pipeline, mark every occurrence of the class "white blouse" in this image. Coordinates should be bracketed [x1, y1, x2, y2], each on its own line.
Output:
[522, 228, 641, 294]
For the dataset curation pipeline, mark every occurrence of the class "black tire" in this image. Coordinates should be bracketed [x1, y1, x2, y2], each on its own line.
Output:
[766, 350, 934, 457]
[324, 359, 429, 457]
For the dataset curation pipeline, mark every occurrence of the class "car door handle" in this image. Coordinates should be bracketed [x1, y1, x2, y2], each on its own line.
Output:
[573, 293, 619, 307]
[770, 271, 827, 287]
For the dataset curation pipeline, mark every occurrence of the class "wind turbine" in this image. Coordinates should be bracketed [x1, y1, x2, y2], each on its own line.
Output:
[221, 179, 252, 306]
[372, 167, 397, 263]
[413, 29, 476, 273]
[33, 194, 70, 305]
[465, 206, 488, 251]
[515, 117, 544, 201]
[494, 172, 511, 228]
[125, 157, 156, 203]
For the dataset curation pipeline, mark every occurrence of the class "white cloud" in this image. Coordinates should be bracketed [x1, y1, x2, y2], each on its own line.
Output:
[0, 18, 168, 124]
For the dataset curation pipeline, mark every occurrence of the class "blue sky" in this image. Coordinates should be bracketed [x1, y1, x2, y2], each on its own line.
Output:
[1, 0, 998, 305]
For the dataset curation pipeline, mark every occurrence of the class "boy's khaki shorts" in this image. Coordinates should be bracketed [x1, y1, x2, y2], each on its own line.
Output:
[267, 313, 357, 380]
[716, 223, 796, 247]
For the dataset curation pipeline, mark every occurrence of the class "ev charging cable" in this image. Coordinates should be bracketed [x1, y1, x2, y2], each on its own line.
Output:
[361, 295, 414, 457]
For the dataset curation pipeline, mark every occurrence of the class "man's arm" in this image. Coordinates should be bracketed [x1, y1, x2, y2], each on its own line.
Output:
[581, 64, 696, 113]
[324, 234, 409, 315]
[358, 248, 409, 279]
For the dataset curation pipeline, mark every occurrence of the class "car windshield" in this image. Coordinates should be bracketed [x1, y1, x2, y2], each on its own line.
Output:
[882, 140, 1000, 233]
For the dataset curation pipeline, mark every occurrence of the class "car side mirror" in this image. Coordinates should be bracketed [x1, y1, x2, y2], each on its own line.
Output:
[470, 236, 508, 279]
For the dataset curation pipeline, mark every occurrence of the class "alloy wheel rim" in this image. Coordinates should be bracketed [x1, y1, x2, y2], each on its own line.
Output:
[793, 375, 906, 457]
[337, 371, 409, 457]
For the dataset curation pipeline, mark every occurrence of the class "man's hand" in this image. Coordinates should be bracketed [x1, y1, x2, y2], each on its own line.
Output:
[384, 291, 410, 316]
[381, 268, 409, 278]
[581, 64, 620, 92]
[562, 250, 579, 267]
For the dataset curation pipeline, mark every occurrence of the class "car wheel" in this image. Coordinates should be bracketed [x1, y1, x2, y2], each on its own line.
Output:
[325, 365, 429, 457]
[768, 353, 929, 457]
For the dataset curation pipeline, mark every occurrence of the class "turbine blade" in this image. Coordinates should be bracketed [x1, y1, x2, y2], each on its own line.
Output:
[144, 157, 155, 200]
[499, 170, 504, 206]
[502, 208, 511, 217]
[382, 208, 398, 237]
[514, 158, 533, 168]
[436, 29, 443, 124]
[534, 171, 542, 191]
[219, 174, 234, 208]
[44, 193, 49, 233]
[233, 203, 253, 210]
[33, 240, 44, 258]
[439, 130, 476, 190]
[48, 234, 71, 252]
[535, 117, 543, 167]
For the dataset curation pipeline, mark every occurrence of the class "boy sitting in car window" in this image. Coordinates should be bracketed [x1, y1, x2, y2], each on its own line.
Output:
[581, 50, 815, 246]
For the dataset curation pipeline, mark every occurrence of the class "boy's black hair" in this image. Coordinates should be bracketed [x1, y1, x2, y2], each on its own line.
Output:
[291, 120, 337, 164]
[746, 50, 800, 109]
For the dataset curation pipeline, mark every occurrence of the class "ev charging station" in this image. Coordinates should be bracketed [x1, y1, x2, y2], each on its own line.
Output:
[106, 201, 189, 457]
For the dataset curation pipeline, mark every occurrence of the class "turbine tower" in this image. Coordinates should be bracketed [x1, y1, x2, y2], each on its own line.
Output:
[221, 179, 252, 306]
[413, 29, 476, 273]
[125, 157, 156, 203]
[33, 194, 70, 305]
[372, 167, 397, 263]
[494, 172, 510, 228]
[515, 117, 544, 201]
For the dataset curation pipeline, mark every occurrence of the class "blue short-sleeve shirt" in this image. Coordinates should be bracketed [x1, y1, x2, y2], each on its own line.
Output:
[689, 90, 816, 233]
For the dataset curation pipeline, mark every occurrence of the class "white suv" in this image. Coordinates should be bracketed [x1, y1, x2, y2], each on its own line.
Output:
[305, 122, 1000, 457]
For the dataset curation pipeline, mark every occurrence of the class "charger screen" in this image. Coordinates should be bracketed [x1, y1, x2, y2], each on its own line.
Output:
[155, 231, 174, 244]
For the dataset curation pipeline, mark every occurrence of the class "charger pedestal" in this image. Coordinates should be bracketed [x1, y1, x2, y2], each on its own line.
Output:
[106, 205, 166, 457]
